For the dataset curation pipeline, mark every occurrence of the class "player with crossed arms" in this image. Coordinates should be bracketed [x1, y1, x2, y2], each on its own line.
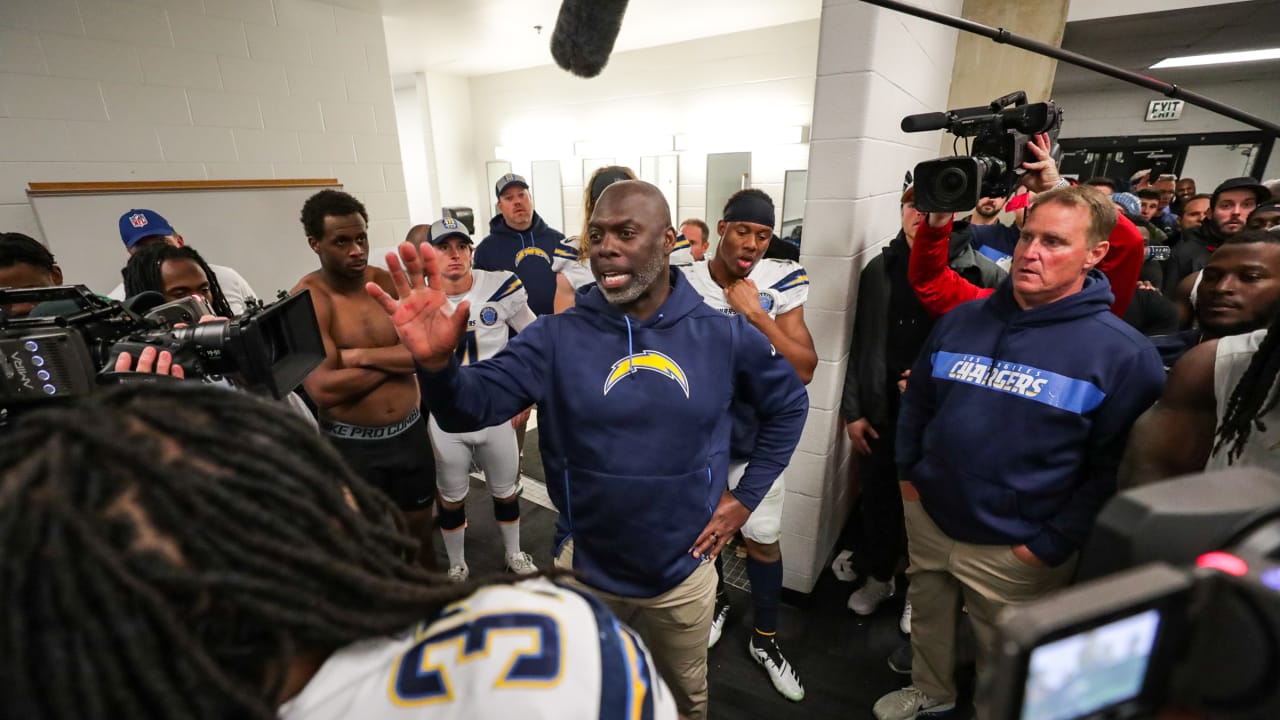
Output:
[410, 217, 540, 581]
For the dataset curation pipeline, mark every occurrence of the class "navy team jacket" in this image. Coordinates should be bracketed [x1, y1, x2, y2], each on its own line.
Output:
[897, 271, 1164, 567]
[419, 269, 809, 598]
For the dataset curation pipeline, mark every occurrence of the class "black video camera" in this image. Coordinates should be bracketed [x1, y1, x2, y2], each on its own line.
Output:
[902, 91, 1063, 213]
[989, 468, 1280, 719]
[0, 285, 325, 410]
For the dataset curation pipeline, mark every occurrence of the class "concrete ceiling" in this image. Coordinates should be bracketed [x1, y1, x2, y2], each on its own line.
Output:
[381, 0, 822, 78]
[1055, 0, 1280, 93]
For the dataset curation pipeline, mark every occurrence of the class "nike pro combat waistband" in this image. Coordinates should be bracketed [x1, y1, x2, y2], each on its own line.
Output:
[321, 407, 421, 441]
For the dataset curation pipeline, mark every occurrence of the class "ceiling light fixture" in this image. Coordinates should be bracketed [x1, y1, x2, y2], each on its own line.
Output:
[1150, 47, 1280, 69]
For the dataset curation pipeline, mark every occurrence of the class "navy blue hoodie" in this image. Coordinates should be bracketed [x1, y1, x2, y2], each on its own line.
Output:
[474, 212, 566, 316]
[896, 271, 1164, 566]
[418, 269, 809, 597]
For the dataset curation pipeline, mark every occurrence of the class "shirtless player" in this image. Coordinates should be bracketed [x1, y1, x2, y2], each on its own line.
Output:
[293, 189, 436, 566]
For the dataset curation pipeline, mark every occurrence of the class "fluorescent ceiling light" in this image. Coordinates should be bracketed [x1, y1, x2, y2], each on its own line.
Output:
[1151, 47, 1280, 69]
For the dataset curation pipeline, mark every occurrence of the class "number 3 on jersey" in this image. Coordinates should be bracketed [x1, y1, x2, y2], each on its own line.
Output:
[390, 611, 562, 705]
[455, 329, 479, 365]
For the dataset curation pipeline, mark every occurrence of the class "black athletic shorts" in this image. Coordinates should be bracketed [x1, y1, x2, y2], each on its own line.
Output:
[323, 407, 437, 511]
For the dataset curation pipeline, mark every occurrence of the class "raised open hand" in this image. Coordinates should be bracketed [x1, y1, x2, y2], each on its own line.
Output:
[365, 241, 469, 371]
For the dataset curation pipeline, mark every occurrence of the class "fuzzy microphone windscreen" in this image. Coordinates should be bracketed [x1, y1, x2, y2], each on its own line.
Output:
[550, 0, 630, 79]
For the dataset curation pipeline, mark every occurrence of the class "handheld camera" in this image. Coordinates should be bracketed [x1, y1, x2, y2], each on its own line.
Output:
[0, 285, 325, 410]
[989, 468, 1280, 719]
[902, 91, 1063, 213]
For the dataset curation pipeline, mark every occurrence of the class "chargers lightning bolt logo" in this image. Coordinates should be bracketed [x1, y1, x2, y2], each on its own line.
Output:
[603, 351, 690, 398]
[515, 247, 551, 265]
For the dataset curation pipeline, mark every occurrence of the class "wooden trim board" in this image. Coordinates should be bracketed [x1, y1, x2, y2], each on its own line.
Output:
[27, 179, 341, 197]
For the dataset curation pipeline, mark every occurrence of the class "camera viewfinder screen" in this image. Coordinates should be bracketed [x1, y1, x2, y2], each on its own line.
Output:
[1020, 608, 1161, 720]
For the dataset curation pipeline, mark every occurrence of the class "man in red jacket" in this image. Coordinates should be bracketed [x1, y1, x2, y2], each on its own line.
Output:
[909, 134, 1144, 318]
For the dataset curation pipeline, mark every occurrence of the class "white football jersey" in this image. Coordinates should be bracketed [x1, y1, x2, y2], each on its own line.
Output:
[670, 235, 694, 267]
[552, 236, 596, 290]
[681, 258, 810, 319]
[279, 578, 677, 720]
[448, 269, 536, 365]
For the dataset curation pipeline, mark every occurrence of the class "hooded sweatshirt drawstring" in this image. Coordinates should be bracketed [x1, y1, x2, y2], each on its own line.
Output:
[624, 315, 637, 378]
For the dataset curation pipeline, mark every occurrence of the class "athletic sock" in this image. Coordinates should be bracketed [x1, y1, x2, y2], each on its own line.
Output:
[746, 557, 783, 635]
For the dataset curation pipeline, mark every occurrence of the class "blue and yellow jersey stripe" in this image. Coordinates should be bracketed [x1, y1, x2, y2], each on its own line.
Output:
[771, 268, 809, 292]
[570, 587, 656, 720]
[672, 236, 691, 252]
[554, 244, 581, 261]
[487, 275, 525, 302]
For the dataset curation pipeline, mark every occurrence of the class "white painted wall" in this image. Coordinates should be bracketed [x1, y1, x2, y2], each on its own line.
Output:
[0, 0, 409, 260]
[785, 0, 962, 592]
[1053, 78, 1280, 138]
[393, 78, 433, 224]
[460, 20, 821, 235]
[1067, 0, 1246, 22]
[425, 72, 482, 220]
[1054, 77, 1280, 179]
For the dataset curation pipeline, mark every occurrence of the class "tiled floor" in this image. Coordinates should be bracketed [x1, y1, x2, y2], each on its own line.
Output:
[454, 449, 976, 720]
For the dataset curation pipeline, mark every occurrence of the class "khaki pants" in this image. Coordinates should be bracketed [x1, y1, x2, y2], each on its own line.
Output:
[903, 500, 1076, 718]
[556, 539, 716, 720]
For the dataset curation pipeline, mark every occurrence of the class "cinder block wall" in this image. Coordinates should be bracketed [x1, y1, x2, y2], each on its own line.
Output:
[783, 0, 963, 592]
[0, 0, 409, 248]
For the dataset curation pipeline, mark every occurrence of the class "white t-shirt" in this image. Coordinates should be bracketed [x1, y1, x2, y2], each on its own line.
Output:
[278, 578, 678, 720]
[446, 269, 536, 364]
[680, 258, 810, 319]
[108, 263, 257, 315]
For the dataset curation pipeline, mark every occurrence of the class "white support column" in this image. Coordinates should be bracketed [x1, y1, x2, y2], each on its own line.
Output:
[782, 0, 963, 592]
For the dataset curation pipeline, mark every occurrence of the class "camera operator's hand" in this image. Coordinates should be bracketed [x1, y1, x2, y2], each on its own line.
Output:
[113, 346, 185, 378]
[926, 212, 951, 228]
[1021, 132, 1062, 193]
[366, 242, 469, 371]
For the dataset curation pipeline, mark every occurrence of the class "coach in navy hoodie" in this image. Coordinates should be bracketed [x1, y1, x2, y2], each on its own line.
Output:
[873, 186, 1164, 720]
[369, 180, 808, 720]
[474, 173, 567, 316]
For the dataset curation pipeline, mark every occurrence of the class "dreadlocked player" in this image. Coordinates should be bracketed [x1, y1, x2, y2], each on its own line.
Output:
[121, 243, 236, 318]
[0, 383, 676, 720]
[1120, 229, 1280, 485]
[1212, 319, 1280, 469]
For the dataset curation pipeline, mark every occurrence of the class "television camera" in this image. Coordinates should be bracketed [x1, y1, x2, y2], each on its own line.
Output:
[991, 468, 1280, 719]
[0, 285, 324, 413]
[902, 90, 1063, 213]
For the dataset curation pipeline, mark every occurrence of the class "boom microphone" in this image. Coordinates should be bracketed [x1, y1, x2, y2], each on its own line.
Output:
[900, 112, 951, 133]
[550, 0, 629, 78]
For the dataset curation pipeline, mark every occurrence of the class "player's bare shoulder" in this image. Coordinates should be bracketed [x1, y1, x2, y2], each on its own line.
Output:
[367, 266, 397, 298]
[291, 270, 331, 299]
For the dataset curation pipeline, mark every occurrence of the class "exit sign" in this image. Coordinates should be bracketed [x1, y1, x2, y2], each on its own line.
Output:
[1146, 99, 1184, 121]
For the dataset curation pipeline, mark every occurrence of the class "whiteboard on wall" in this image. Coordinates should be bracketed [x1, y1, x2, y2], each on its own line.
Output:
[27, 179, 341, 301]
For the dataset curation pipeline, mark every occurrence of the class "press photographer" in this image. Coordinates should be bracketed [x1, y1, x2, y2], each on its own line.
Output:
[902, 93, 1146, 318]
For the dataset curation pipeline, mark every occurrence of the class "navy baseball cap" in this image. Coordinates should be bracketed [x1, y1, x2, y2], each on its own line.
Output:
[428, 217, 472, 245]
[118, 209, 176, 249]
[494, 173, 529, 199]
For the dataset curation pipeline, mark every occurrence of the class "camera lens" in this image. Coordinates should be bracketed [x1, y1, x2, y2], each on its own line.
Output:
[936, 167, 969, 204]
